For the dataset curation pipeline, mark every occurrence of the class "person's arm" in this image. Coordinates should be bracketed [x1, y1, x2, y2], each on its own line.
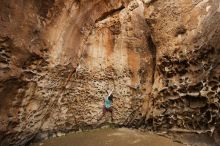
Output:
[103, 95, 108, 102]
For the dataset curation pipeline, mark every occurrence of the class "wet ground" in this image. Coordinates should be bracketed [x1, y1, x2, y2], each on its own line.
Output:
[30, 128, 186, 146]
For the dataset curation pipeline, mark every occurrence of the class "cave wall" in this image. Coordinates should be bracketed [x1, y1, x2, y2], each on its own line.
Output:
[0, 0, 220, 146]
[143, 0, 220, 144]
[145, 0, 220, 131]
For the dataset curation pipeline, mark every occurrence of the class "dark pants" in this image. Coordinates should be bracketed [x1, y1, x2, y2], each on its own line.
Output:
[103, 106, 113, 113]
[98, 106, 113, 121]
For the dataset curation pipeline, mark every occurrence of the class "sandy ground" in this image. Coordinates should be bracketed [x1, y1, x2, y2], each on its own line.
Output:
[30, 128, 186, 146]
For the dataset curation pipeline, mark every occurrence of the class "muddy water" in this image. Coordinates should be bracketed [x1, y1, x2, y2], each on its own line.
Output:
[30, 128, 186, 146]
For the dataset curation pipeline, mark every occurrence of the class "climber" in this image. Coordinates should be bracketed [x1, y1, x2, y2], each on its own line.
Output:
[98, 93, 115, 122]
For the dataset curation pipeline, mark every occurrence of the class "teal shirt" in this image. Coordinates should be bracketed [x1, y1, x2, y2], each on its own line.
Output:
[104, 96, 112, 109]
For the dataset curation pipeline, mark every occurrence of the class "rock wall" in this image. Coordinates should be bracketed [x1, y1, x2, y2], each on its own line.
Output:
[0, 0, 220, 146]
[143, 0, 220, 144]
[145, 0, 220, 131]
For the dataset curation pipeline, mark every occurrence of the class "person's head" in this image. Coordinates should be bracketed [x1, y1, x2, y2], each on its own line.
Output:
[109, 94, 114, 101]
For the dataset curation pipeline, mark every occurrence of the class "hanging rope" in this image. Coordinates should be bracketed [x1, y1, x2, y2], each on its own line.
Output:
[31, 38, 89, 142]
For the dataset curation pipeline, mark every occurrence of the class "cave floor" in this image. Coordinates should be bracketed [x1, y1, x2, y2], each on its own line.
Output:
[30, 128, 186, 146]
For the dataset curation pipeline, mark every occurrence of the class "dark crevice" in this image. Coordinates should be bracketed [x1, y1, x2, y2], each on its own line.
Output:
[95, 5, 125, 23]
[147, 35, 157, 84]
[147, 0, 158, 4]
[35, 0, 55, 18]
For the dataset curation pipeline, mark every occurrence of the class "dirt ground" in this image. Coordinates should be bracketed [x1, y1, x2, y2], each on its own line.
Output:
[30, 128, 186, 146]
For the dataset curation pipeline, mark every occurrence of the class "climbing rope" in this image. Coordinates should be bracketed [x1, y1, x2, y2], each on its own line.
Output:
[30, 41, 89, 142]
[27, 65, 78, 143]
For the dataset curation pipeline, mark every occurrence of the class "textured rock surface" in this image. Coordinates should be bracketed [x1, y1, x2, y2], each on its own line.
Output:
[0, 0, 220, 146]
[145, 0, 220, 135]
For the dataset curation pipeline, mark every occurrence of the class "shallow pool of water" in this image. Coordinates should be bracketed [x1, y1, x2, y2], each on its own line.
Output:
[30, 128, 186, 146]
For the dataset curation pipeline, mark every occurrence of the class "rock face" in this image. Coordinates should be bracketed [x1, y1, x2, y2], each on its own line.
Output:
[0, 0, 219, 146]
